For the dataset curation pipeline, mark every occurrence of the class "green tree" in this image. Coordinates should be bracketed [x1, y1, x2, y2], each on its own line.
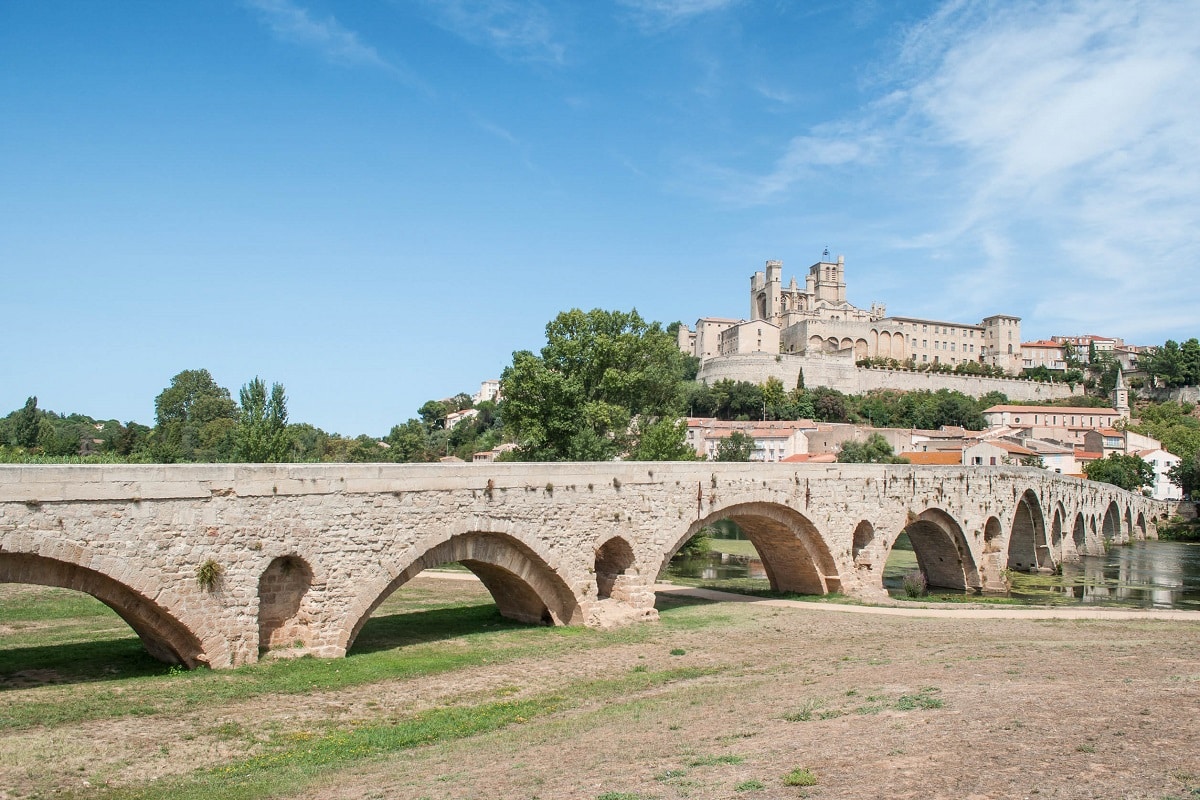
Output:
[153, 369, 239, 462]
[836, 433, 908, 463]
[628, 417, 695, 461]
[761, 377, 786, 420]
[500, 308, 688, 461]
[418, 399, 450, 429]
[714, 430, 756, 462]
[11, 396, 40, 449]
[234, 377, 289, 462]
[1130, 402, 1200, 460]
[1083, 453, 1154, 492]
[809, 387, 848, 422]
[1167, 449, 1200, 498]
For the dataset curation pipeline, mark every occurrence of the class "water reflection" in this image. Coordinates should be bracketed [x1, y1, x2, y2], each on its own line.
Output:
[667, 541, 1200, 610]
[1040, 541, 1200, 610]
[667, 551, 767, 582]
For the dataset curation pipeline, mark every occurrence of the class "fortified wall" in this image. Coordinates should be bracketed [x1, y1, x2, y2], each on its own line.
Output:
[696, 353, 1077, 402]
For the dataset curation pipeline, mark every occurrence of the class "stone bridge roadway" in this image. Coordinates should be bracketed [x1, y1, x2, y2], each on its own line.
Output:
[0, 463, 1165, 668]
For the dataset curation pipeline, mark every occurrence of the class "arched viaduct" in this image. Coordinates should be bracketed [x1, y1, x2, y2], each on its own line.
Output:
[0, 463, 1165, 668]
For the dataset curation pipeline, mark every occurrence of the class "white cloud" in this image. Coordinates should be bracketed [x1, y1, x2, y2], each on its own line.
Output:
[718, 0, 1200, 340]
[421, 1, 565, 64]
[616, 0, 741, 32]
[246, 0, 392, 69]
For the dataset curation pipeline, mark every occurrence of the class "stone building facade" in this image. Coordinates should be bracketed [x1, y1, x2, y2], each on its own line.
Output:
[678, 254, 1024, 374]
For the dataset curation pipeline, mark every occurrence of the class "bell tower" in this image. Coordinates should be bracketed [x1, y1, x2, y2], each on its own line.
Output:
[809, 251, 846, 304]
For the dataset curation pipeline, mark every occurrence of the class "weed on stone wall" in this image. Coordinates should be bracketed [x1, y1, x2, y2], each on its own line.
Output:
[196, 559, 224, 591]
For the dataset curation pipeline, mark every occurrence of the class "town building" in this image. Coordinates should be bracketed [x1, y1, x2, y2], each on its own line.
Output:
[685, 418, 817, 462]
[981, 405, 1123, 445]
[1137, 448, 1183, 501]
[1020, 340, 1068, 372]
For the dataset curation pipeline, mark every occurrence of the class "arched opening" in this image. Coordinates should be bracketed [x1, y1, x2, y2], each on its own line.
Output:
[1102, 502, 1121, 543]
[1136, 511, 1147, 539]
[664, 503, 839, 595]
[826, 336, 839, 352]
[891, 332, 906, 359]
[982, 516, 1004, 553]
[1124, 507, 1134, 539]
[0, 553, 204, 667]
[594, 537, 635, 601]
[1050, 506, 1064, 554]
[258, 555, 314, 654]
[1008, 490, 1050, 571]
[809, 335, 824, 353]
[1071, 513, 1086, 550]
[854, 339, 868, 360]
[343, 531, 581, 655]
[852, 520, 876, 567]
[885, 509, 981, 593]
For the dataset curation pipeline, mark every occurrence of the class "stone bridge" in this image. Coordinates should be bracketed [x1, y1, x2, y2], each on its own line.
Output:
[0, 463, 1164, 668]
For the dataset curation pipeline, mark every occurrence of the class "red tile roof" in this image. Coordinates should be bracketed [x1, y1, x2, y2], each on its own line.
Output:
[900, 452, 962, 465]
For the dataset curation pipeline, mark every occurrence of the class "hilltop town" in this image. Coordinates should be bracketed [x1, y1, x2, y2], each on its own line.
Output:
[660, 253, 1183, 498]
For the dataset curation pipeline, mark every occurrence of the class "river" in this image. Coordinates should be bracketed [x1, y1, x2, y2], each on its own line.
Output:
[665, 540, 1200, 610]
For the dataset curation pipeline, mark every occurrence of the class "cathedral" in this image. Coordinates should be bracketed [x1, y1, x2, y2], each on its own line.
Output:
[677, 253, 1023, 375]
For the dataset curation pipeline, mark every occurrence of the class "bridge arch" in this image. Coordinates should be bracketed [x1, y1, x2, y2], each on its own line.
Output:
[1008, 490, 1050, 571]
[594, 536, 636, 601]
[0, 552, 205, 667]
[341, 529, 582, 655]
[1101, 502, 1121, 543]
[852, 520, 876, 565]
[891, 508, 981, 592]
[1070, 512, 1086, 552]
[258, 555, 315, 655]
[1050, 503, 1065, 556]
[668, 502, 839, 595]
[1136, 511, 1148, 539]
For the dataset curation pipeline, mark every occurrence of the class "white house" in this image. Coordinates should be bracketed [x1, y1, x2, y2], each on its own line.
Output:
[1136, 448, 1182, 501]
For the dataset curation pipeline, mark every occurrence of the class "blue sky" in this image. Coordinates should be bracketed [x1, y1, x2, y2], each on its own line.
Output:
[3, 1, 1197, 436]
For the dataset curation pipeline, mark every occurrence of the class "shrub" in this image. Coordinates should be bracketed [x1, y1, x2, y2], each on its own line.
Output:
[901, 569, 927, 598]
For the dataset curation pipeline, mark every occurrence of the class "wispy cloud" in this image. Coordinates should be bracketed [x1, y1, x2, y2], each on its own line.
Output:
[246, 0, 392, 69]
[420, 1, 565, 64]
[616, 0, 741, 32]
[707, 0, 1200, 339]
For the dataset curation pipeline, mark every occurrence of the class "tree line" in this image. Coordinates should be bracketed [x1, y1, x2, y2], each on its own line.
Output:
[0, 370, 503, 465]
[5, 309, 1199, 483]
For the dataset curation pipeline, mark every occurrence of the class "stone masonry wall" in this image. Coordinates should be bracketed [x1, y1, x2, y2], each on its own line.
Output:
[696, 352, 1077, 402]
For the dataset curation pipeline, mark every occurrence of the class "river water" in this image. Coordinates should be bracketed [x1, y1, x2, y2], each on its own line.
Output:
[665, 540, 1200, 610]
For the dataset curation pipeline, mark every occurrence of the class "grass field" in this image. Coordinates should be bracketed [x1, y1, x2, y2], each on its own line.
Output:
[2, 577, 1199, 799]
